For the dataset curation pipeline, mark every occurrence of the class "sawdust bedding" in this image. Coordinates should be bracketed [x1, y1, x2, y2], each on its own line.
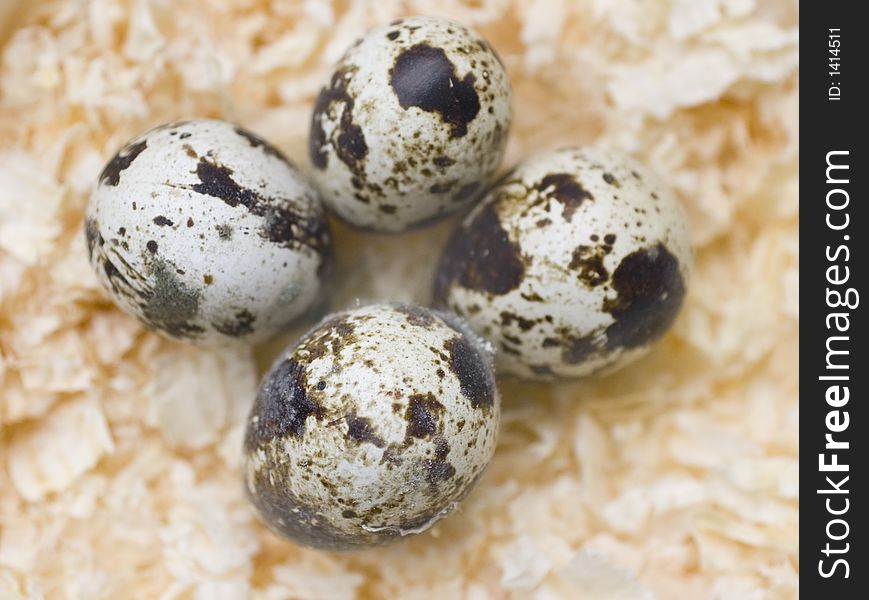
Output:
[0, 0, 798, 598]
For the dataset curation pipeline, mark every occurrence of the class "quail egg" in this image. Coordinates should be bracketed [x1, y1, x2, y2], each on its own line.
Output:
[308, 16, 512, 231]
[434, 148, 692, 380]
[85, 119, 331, 345]
[243, 303, 500, 550]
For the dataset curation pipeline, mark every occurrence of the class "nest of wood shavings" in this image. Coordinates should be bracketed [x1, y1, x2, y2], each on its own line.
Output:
[0, 0, 798, 598]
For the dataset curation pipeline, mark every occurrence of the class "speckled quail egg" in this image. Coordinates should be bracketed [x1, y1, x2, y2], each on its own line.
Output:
[243, 303, 500, 550]
[308, 16, 512, 231]
[434, 148, 692, 380]
[85, 119, 331, 345]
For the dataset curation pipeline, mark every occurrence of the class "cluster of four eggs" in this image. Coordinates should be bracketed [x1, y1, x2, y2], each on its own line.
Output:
[85, 17, 691, 550]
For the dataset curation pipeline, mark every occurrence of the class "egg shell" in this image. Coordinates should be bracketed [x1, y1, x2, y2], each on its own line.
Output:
[308, 16, 512, 231]
[85, 119, 331, 345]
[243, 303, 500, 550]
[434, 148, 693, 380]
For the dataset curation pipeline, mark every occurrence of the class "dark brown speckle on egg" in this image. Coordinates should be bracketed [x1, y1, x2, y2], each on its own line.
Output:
[389, 43, 480, 139]
[434, 202, 525, 303]
[99, 139, 147, 187]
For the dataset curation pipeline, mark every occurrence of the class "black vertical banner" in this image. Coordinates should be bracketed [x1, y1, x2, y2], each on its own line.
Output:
[801, 3, 866, 596]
